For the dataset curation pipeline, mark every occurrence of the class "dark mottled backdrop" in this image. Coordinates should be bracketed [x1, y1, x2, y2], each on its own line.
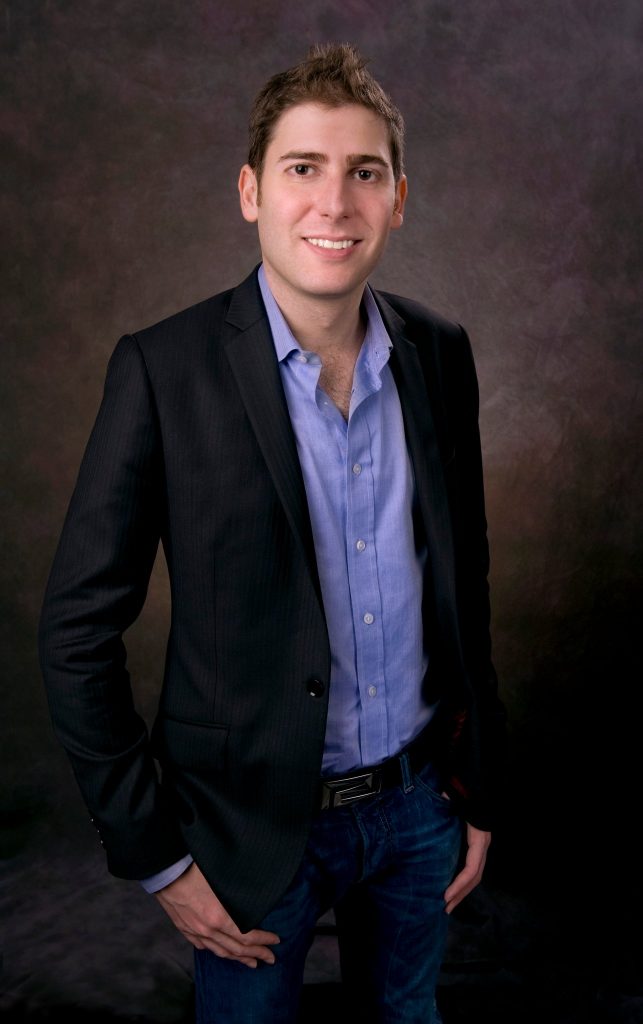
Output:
[2, 1, 642, 1021]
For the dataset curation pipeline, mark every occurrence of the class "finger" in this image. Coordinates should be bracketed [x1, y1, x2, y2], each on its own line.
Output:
[193, 909, 280, 947]
[444, 882, 474, 914]
[204, 937, 260, 962]
[444, 865, 478, 900]
[202, 937, 273, 967]
[445, 885, 474, 913]
[196, 938, 260, 967]
[444, 836, 488, 904]
[443, 864, 483, 912]
[166, 903, 280, 950]
[238, 928, 281, 947]
[200, 924, 280, 958]
[231, 943, 277, 964]
[185, 929, 279, 964]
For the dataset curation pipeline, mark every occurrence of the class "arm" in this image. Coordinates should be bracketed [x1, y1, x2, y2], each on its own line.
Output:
[40, 334, 282, 963]
[444, 326, 507, 832]
[38, 334, 186, 878]
[440, 327, 506, 906]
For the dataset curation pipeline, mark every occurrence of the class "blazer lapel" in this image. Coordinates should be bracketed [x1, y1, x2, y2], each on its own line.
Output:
[223, 271, 322, 604]
[374, 292, 459, 626]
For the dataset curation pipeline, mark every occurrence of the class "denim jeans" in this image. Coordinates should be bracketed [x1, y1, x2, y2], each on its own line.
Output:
[194, 757, 462, 1023]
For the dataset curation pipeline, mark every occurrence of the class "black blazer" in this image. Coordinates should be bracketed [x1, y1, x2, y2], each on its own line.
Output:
[39, 267, 506, 931]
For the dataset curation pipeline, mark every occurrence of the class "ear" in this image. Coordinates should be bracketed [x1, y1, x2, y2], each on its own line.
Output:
[391, 174, 408, 229]
[238, 164, 259, 222]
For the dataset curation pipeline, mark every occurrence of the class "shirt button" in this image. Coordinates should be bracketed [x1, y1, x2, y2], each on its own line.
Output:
[363, 612, 374, 625]
[295, 353, 307, 363]
[352, 463, 362, 475]
[356, 539, 366, 552]
[368, 685, 377, 698]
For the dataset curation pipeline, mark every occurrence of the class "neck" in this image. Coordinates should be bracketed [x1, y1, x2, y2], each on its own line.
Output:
[262, 266, 366, 356]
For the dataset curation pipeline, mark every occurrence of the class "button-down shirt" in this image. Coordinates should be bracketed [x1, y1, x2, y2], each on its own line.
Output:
[259, 266, 434, 775]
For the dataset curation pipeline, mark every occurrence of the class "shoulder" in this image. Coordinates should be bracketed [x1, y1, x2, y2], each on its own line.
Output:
[372, 288, 475, 384]
[373, 288, 465, 346]
[131, 288, 236, 355]
[373, 287, 479, 416]
[126, 266, 264, 363]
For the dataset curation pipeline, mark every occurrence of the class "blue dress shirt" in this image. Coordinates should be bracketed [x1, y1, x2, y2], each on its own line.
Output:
[141, 267, 435, 892]
[258, 266, 434, 774]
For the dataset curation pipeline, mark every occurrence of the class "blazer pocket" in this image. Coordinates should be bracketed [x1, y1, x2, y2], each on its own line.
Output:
[152, 715, 229, 772]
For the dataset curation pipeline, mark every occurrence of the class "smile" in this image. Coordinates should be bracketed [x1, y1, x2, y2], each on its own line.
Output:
[304, 238, 356, 249]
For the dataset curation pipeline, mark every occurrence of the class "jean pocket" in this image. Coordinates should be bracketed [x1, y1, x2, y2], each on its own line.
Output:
[414, 762, 455, 811]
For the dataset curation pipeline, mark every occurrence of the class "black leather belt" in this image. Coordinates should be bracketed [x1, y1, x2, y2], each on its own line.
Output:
[319, 726, 434, 811]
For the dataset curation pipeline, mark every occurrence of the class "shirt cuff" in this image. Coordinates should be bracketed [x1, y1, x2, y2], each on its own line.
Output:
[139, 854, 194, 894]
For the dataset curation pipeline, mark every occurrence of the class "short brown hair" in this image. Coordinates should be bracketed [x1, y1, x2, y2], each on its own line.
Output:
[248, 43, 405, 182]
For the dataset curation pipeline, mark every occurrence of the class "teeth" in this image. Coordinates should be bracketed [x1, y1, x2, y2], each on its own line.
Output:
[306, 238, 355, 249]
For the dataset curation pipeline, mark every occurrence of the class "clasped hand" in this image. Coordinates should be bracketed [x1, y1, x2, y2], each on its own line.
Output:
[155, 863, 280, 968]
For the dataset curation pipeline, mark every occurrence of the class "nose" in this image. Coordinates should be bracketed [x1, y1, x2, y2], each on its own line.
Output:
[317, 171, 353, 219]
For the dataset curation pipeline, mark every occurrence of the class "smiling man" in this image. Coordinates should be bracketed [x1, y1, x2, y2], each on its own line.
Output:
[39, 44, 506, 1024]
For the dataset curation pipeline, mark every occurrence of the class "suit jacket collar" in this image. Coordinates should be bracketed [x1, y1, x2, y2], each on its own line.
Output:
[222, 269, 323, 606]
[372, 290, 459, 627]
[222, 269, 457, 624]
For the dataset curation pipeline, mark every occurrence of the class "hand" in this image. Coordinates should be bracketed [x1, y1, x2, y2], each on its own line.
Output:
[443, 822, 491, 914]
[154, 862, 280, 968]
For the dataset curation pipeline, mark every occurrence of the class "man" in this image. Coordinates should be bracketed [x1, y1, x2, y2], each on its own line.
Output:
[39, 44, 506, 1023]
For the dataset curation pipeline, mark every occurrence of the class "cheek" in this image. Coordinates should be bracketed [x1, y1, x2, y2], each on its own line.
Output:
[259, 201, 308, 243]
[279, 195, 310, 223]
[372, 206, 396, 239]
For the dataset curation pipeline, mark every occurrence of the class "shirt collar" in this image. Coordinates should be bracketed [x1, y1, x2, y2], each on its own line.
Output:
[257, 263, 392, 373]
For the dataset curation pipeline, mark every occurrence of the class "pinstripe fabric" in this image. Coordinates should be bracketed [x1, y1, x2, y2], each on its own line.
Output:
[39, 267, 505, 930]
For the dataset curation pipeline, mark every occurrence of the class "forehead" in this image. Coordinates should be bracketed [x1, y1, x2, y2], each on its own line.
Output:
[266, 102, 391, 159]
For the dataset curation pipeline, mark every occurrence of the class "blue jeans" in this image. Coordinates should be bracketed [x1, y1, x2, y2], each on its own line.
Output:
[194, 758, 462, 1023]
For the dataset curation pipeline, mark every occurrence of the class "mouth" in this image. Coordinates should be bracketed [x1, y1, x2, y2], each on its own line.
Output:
[304, 237, 358, 250]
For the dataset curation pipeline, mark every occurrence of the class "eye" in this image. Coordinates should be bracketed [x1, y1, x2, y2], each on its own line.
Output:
[293, 164, 311, 176]
[355, 169, 376, 181]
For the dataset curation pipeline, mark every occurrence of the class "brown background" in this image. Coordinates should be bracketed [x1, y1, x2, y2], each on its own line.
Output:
[2, 1, 642, 1021]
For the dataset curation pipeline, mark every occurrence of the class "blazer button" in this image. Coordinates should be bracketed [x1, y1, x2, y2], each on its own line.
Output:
[306, 677, 325, 698]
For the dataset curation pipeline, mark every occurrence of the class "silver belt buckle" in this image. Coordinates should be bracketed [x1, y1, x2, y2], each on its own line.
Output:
[321, 770, 382, 810]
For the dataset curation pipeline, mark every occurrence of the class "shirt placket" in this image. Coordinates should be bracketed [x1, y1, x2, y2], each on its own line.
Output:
[344, 398, 387, 766]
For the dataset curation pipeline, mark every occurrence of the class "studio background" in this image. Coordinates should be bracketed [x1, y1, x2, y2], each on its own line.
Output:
[2, 1, 641, 1021]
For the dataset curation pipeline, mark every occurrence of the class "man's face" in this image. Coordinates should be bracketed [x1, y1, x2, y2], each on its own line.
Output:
[239, 102, 407, 310]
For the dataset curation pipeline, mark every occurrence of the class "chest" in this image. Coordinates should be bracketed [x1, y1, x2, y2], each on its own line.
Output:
[318, 352, 356, 420]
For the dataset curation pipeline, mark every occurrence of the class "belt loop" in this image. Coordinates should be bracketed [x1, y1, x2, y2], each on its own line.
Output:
[400, 751, 414, 793]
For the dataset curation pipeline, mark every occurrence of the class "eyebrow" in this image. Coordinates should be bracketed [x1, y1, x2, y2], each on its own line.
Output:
[277, 150, 390, 169]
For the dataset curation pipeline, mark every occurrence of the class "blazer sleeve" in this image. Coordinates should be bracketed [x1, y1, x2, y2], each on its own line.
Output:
[443, 326, 507, 830]
[38, 334, 188, 878]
